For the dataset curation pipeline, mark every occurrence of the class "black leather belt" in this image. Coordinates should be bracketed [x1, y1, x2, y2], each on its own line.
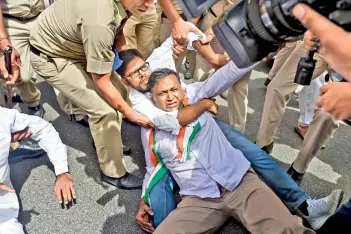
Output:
[30, 46, 41, 56]
[2, 14, 34, 22]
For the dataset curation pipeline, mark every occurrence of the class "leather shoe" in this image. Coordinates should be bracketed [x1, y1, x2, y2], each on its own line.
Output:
[260, 142, 274, 155]
[76, 116, 89, 128]
[8, 140, 45, 164]
[101, 172, 142, 190]
[287, 165, 304, 184]
[4, 94, 23, 103]
[28, 105, 44, 118]
[264, 78, 272, 87]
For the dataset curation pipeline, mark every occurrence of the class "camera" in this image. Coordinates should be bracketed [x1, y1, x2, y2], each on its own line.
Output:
[177, 0, 351, 68]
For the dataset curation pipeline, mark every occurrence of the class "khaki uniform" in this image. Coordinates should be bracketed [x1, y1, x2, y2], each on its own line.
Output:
[0, 0, 43, 107]
[124, 8, 157, 59]
[30, 0, 130, 178]
[256, 41, 339, 173]
[155, 171, 314, 234]
[267, 42, 297, 81]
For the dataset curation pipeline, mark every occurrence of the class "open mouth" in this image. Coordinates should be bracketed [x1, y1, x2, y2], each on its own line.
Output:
[167, 102, 179, 109]
[138, 8, 147, 13]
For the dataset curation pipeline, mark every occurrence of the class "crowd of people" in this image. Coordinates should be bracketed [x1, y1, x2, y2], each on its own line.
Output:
[0, 0, 350, 233]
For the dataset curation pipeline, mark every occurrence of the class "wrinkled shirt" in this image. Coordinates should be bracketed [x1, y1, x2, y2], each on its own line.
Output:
[0, 107, 68, 225]
[141, 61, 255, 198]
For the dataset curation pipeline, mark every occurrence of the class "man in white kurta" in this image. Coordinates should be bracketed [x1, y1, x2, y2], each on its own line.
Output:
[0, 107, 75, 233]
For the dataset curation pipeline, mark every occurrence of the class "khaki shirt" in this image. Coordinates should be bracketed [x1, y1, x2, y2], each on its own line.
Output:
[1, 0, 45, 19]
[29, 0, 127, 74]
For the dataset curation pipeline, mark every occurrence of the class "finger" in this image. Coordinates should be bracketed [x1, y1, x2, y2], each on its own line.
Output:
[12, 133, 20, 142]
[316, 96, 323, 109]
[24, 130, 32, 139]
[143, 205, 154, 216]
[62, 187, 70, 209]
[55, 187, 64, 207]
[319, 84, 329, 96]
[70, 186, 77, 204]
[0, 184, 15, 193]
[293, 4, 346, 41]
[141, 226, 155, 233]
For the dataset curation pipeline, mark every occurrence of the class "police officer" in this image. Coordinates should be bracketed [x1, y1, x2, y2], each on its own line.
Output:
[124, 5, 157, 59]
[29, 0, 155, 189]
[0, 0, 44, 116]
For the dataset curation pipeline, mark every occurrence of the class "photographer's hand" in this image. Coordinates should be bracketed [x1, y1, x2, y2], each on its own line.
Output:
[317, 82, 351, 120]
[293, 4, 351, 82]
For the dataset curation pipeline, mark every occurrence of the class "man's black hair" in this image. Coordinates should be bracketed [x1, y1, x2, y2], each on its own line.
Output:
[115, 49, 144, 77]
[148, 68, 180, 91]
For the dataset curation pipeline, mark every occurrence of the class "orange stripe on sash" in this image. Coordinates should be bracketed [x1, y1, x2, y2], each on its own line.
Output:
[149, 130, 158, 167]
[176, 127, 186, 159]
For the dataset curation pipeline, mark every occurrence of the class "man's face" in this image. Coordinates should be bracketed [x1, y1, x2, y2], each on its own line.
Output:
[123, 57, 152, 92]
[121, 0, 154, 16]
[151, 74, 185, 112]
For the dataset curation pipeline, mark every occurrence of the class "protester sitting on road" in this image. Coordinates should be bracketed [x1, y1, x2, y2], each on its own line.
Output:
[0, 107, 76, 234]
[137, 67, 316, 234]
[114, 38, 343, 232]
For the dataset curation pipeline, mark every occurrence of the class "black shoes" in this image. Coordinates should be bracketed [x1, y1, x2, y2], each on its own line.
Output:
[261, 142, 274, 155]
[8, 140, 45, 164]
[76, 116, 89, 128]
[4, 94, 23, 103]
[28, 105, 44, 118]
[287, 165, 305, 184]
[101, 172, 143, 190]
[264, 78, 272, 87]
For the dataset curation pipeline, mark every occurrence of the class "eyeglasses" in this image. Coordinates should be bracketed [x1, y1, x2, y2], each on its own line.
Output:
[125, 62, 150, 80]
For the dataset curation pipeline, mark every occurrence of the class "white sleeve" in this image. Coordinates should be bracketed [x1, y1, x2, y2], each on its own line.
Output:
[186, 61, 258, 104]
[4, 108, 68, 176]
[141, 128, 155, 198]
[130, 89, 182, 135]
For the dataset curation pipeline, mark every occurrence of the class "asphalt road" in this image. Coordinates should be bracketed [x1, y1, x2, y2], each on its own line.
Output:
[9, 63, 351, 234]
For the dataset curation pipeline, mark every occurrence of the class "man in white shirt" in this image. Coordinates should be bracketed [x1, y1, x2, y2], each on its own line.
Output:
[0, 107, 76, 233]
[115, 38, 343, 232]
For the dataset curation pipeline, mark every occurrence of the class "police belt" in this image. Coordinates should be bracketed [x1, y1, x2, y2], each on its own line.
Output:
[2, 14, 36, 22]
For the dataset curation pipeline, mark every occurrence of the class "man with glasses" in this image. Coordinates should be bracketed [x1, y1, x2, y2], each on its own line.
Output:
[115, 36, 343, 232]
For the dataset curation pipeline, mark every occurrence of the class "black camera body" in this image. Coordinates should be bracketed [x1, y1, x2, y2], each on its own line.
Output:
[177, 0, 351, 68]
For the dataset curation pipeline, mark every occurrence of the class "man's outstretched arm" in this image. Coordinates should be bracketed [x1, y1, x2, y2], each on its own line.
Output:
[1, 107, 76, 207]
[186, 61, 257, 104]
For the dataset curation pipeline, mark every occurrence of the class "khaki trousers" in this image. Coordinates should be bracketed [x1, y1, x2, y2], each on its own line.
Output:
[155, 171, 314, 234]
[30, 52, 128, 178]
[124, 12, 157, 59]
[228, 71, 251, 133]
[268, 42, 298, 80]
[54, 88, 87, 121]
[1, 17, 41, 107]
[256, 41, 339, 173]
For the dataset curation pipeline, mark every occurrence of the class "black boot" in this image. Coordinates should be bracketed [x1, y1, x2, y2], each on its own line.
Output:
[287, 165, 304, 184]
[261, 142, 274, 155]
[76, 116, 89, 128]
[101, 172, 142, 190]
[264, 78, 272, 87]
[8, 140, 45, 164]
[28, 105, 44, 118]
[4, 94, 23, 103]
